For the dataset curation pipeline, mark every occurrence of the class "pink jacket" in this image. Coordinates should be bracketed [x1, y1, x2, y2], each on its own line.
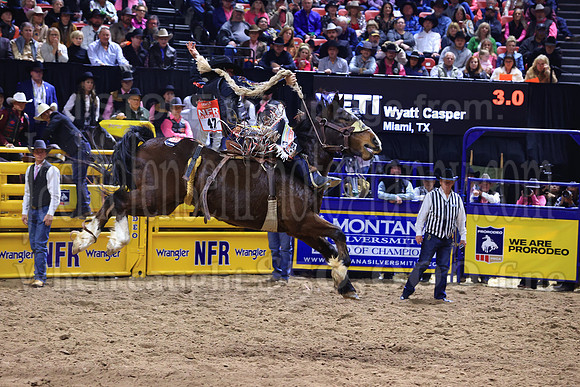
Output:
[516, 194, 546, 206]
[160, 113, 193, 138]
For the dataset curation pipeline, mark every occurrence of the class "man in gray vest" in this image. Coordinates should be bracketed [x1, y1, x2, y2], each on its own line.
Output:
[401, 168, 466, 302]
[22, 140, 61, 288]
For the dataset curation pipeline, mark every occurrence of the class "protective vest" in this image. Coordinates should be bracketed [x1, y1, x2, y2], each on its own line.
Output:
[28, 162, 52, 209]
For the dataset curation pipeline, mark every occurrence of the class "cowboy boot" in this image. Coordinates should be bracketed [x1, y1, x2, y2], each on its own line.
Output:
[294, 155, 340, 190]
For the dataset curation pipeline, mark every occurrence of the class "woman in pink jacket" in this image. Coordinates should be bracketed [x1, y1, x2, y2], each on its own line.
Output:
[160, 97, 193, 138]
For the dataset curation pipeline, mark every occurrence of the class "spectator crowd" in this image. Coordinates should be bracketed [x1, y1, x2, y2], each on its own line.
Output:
[0, 0, 573, 82]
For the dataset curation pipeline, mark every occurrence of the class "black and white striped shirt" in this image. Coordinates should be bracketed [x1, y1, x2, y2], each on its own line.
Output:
[415, 188, 467, 240]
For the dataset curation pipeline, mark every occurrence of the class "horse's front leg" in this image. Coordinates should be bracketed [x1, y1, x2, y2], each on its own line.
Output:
[71, 195, 114, 254]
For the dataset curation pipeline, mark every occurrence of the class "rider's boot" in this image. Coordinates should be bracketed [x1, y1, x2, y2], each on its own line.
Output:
[294, 155, 341, 190]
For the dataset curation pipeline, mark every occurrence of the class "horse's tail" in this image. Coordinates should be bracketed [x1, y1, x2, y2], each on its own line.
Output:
[111, 125, 155, 190]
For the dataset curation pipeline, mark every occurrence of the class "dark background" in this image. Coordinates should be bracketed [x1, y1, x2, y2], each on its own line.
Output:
[1, 59, 579, 181]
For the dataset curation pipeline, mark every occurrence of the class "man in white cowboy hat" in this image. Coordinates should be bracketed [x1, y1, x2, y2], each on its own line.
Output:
[147, 28, 177, 69]
[401, 168, 466, 302]
[10, 21, 43, 61]
[0, 92, 31, 160]
[35, 102, 93, 219]
[88, 26, 130, 66]
[217, 3, 250, 47]
[22, 139, 61, 288]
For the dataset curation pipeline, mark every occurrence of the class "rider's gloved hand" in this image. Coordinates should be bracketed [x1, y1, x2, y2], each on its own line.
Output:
[275, 144, 289, 161]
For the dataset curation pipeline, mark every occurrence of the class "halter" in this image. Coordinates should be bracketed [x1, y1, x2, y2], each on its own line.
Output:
[300, 94, 370, 154]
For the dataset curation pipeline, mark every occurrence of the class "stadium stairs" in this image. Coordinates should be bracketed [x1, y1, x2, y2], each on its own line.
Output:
[149, 0, 194, 70]
[558, 2, 580, 83]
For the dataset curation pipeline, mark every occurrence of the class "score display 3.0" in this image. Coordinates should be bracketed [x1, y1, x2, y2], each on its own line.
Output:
[313, 77, 529, 136]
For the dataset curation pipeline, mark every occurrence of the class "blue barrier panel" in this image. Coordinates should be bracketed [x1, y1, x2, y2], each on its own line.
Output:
[293, 198, 447, 273]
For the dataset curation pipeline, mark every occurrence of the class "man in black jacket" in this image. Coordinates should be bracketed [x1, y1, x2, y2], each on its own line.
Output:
[0, 35, 13, 59]
[529, 36, 562, 77]
[35, 103, 92, 219]
[258, 37, 297, 72]
[122, 28, 148, 68]
[147, 28, 177, 69]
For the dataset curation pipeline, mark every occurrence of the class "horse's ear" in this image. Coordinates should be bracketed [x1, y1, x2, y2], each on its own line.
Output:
[339, 94, 345, 107]
[331, 92, 340, 106]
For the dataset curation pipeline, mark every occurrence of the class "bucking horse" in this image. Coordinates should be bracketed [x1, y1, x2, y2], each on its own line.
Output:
[71, 93, 382, 299]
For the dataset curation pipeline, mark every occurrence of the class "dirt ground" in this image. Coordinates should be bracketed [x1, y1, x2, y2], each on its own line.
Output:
[0, 274, 578, 386]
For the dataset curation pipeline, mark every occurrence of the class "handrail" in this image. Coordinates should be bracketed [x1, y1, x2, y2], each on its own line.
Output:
[461, 126, 580, 196]
[0, 146, 114, 156]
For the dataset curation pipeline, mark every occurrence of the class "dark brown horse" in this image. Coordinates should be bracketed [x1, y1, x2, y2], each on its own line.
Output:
[72, 94, 382, 299]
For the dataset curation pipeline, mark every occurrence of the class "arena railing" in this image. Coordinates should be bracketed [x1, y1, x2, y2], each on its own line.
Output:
[460, 127, 580, 284]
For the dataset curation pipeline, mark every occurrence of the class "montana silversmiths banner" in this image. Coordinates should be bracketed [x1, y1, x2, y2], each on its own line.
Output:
[313, 76, 528, 136]
[294, 210, 441, 272]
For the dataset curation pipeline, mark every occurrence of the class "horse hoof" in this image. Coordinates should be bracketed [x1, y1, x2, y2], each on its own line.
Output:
[342, 292, 360, 300]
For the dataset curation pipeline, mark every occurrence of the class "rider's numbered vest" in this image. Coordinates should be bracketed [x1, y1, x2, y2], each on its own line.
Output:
[197, 99, 223, 132]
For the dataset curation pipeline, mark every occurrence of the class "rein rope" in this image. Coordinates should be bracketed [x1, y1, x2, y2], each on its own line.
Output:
[196, 53, 358, 154]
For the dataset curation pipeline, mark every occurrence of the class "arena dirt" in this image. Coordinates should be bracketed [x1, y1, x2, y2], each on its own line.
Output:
[0, 275, 578, 386]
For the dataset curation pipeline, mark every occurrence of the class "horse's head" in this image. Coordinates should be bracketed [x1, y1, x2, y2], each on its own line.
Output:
[317, 94, 382, 160]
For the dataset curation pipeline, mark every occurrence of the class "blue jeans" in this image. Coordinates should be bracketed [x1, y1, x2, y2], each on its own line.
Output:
[28, 205, 51, 282]
[268, 232, 292, 280]
[73, 141, 91, 213]
[402, 233, 453, 299]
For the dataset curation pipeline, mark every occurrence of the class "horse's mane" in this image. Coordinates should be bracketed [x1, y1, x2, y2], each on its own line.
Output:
[111, 125, 155, 190]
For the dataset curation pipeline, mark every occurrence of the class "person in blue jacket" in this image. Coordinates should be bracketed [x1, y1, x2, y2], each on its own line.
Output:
[16, 61, 57, 144]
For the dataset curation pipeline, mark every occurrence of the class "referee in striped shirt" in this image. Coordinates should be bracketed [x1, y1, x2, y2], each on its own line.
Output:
[401, 168, 467, 302]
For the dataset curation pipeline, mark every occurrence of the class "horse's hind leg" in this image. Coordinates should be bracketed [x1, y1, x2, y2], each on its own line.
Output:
[297, 215, 358, 300]
[105, 190, 134, 255]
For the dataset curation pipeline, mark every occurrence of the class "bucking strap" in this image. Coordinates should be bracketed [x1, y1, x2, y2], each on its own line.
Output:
[200, 155, 232, 223]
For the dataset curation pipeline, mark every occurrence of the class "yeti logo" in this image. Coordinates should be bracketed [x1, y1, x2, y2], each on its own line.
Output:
[475, 226, 504, 263]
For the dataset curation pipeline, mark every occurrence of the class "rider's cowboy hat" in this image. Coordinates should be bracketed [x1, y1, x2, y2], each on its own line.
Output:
[7, 92, 32, 105]
[34, 103, 57, 120]
[209, 55, 243, 75]
[154, 28, 173, 40]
